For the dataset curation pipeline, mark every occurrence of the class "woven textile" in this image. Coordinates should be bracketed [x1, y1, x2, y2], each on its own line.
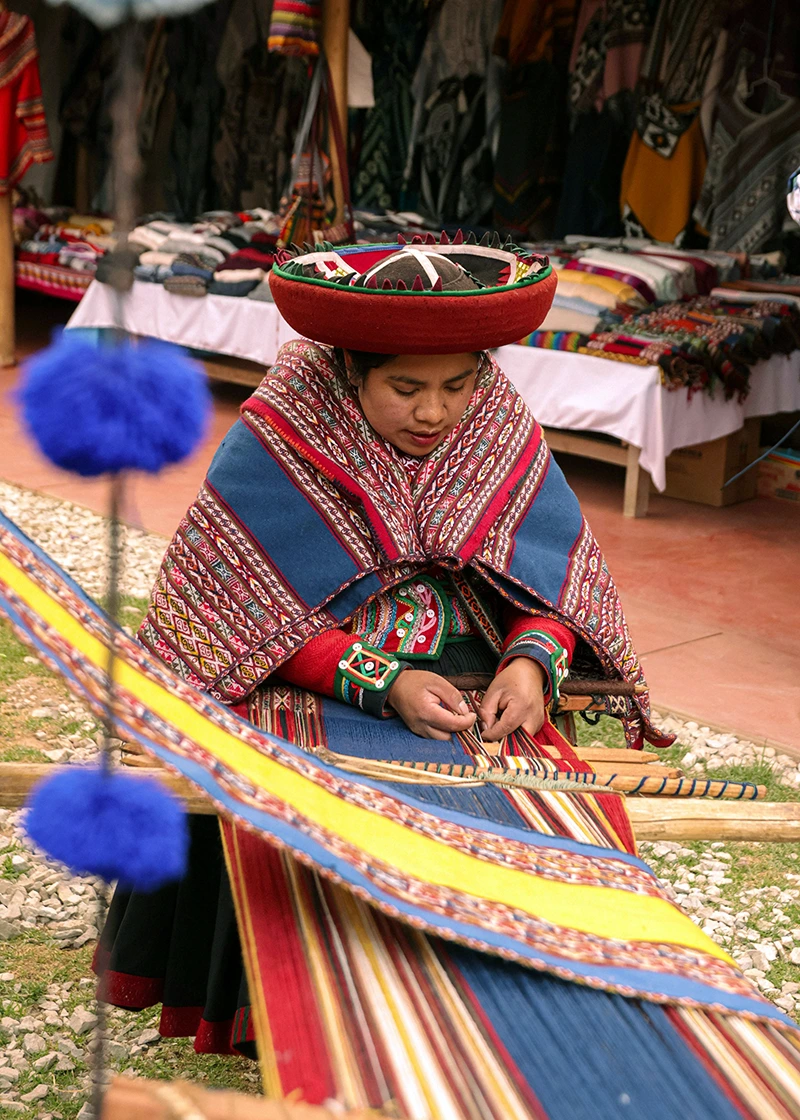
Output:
[15, 261, 91, 302]
[0, 13, 52, 195]
[267, 0, 321, 57]
[138, 341, 662, 747]
[0, 510, 787, 1014]
[3, 515, 800, 1115]
[587, 296, 800, 398]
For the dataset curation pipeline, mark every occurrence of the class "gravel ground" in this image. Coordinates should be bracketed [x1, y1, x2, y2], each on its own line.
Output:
[0, 479, 799, 1117]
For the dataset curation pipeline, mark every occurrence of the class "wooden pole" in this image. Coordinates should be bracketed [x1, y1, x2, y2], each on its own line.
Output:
[322, 0, 349, 225]
[628, 799, 800, 843]
[2, 764, 799, 841]
[0, 191, 15, 367]
[0, 763, 216, 815]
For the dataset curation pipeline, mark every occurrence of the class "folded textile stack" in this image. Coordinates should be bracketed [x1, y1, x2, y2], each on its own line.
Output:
[124, 210, 280, 299]
[14, 210, 116, 301]
[585, 296, 800, 398]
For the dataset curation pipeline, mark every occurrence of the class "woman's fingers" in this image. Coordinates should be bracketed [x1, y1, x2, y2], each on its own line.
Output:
[422, 699, 476, 733]
[481, 708, 522, 741]
[477, 683, 504, 729]
[428, 676, 471, 715]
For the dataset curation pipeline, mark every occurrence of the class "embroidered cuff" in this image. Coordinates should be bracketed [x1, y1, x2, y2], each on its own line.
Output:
[334, 641, 407, 717]
[498, 629, 569, 704]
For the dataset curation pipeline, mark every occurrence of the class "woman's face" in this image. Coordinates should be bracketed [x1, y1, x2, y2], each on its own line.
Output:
[348, 352, 479, 457]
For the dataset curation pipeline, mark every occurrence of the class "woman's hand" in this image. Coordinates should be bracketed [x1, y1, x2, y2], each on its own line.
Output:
[478, 658, 547, 742]
[388, 670, 477, 740]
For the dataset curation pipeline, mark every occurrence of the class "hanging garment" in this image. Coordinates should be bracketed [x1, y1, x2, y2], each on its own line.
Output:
[213, 0, 309, 212]
[555, 0, 651, 238]
[619, 0, 726, 244]
[0, 12, 52, 194]
[352, 0, 428, 214]
[695, 74, 800, 253]
[492, 0, 576, 235]
[402, 0, 504, 225]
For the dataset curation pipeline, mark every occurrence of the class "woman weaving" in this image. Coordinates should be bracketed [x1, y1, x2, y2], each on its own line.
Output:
[97, 240, 792, 1119]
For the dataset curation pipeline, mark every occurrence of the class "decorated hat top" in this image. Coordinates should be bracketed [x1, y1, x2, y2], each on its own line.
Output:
[269, 232, 557, 354]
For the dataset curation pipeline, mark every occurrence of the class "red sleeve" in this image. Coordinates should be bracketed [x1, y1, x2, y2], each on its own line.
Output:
[276, 629, 353, 695]
[502, 605, 577, 661]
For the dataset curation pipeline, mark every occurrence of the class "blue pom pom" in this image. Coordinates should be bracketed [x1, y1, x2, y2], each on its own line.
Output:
[24, 768, 188, 891]
[19, 332, 211, 476]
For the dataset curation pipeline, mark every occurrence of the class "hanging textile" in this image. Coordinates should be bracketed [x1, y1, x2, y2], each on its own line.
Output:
[555, 0, 652, 237]
[619, 0, 725, 244]
[163, 3, 230, 219]
[492, 0, 577, 236]
[352, 0, 428, 214]
[267, 0, 322, 57]
[694, 78, 800, 253]
[0, 11, 52, 195]
[402, 0, 504, 226]
[214, 0, 308, 211]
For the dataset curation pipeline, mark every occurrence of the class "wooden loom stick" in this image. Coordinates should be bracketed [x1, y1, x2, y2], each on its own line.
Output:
[573, 748, 662, 763]
[307, 750, 764, 800]
[4, 763, 795, 838]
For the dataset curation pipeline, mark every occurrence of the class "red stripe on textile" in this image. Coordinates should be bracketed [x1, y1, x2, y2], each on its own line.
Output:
[242, 401, 401, 561]
[527, 720, 637, 855]
[381, 921, 491, 1118]
[459, 426, 542, 565]
[230, 826, 337, 1104]
[444, 952, 550, 1120]
[273, 1, 320, 14]
[665, 1008, 757, 1119]
[317, 881, 394, 1106]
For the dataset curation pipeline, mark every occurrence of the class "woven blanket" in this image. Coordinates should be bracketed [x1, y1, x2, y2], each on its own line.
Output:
[0, 508, 791, 1027]
[139, 340, 663, 747]
[6, 514, 800, 1116]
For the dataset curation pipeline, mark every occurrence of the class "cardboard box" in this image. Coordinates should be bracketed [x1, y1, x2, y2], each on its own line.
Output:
[661, 419, 761, 507]
[757, 449, 800, 504]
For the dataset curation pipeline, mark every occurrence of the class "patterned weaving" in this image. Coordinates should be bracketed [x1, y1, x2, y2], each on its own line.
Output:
[0, 511, 782, 1014]
[139, 341, 664, 748]
[15, 261, 92, 302]
[3, 512, 800, 1116]
[267, 0, 321, 57]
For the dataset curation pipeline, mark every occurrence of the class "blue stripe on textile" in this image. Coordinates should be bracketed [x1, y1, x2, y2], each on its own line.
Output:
[207, 420, 369, 616]
[453, 948, 744, 1120]
[0, 577, 790, 1023]
[506, 455, 584, 604]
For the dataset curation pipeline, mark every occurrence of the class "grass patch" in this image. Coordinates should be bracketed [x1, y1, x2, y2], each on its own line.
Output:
[0, 617, 51, 683]
[2, 853, 26, 880]
[574, 713, 627, 750]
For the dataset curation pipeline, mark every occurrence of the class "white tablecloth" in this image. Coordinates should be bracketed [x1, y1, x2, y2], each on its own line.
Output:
[68, 280, 800, 490]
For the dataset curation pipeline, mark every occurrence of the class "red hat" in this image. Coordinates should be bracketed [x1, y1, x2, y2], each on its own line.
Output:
[269, 232, 556, 354]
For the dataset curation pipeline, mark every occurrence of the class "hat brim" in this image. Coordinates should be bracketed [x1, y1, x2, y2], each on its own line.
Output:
[270, 256, 557, 354]
[267, 240, 555, 353]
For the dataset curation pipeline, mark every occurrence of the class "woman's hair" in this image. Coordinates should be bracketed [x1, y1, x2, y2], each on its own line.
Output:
[336, 348, 483, 384]
[334, 348, 397, 383]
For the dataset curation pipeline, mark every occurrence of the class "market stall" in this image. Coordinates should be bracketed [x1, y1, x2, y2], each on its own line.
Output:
[67, 276, 800, 515]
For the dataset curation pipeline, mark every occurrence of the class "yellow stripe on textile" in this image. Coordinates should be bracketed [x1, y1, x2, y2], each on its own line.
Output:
[0, 551, 735, 965]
